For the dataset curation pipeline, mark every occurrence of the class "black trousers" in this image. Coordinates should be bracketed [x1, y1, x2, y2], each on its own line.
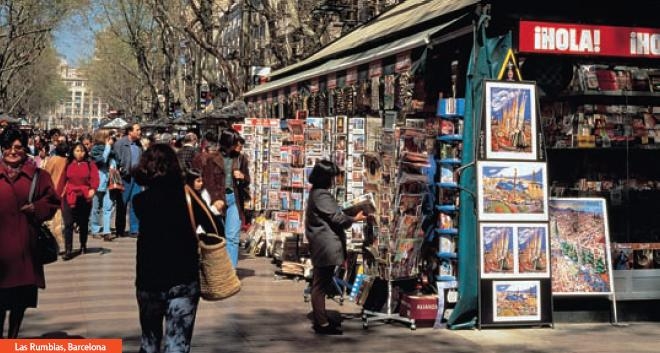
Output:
[62, 196, 92, 252]
[311, 265, 335, 326]
[111, 189, 126, 236]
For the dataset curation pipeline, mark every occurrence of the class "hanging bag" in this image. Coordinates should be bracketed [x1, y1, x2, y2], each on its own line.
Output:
[184, 185, 241, 300]
[28, 170, 59, 265]
[107, 168, 124, 191]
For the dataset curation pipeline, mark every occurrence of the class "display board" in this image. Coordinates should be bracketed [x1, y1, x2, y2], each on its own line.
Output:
[549, 197, 615, 296]
[477, 78, 553, 328]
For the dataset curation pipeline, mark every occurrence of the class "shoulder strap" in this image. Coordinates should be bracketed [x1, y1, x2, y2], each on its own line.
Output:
[29, 169, 39, 203]
[184, 185, 220, 238]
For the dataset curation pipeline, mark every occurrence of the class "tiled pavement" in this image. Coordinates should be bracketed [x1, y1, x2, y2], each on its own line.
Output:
[18, 237, 660, 353]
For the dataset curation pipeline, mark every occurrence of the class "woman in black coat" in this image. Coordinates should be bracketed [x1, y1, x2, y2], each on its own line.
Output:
[304, 160, 365, 335]
[131, 143, 214, 353]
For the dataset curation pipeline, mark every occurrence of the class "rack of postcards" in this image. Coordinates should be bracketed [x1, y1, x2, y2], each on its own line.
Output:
[362, 125, 430, 330]
[241, 118, 279, 211]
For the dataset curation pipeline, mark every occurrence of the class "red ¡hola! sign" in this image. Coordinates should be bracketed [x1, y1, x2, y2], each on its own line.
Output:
[519, 20, 660, 58]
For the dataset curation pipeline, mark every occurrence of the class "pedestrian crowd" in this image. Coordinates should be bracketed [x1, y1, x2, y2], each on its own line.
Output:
[0, 122, 251, 352]
[1, 118, 362, 346]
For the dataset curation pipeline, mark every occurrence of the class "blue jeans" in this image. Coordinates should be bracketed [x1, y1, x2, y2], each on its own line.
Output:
[137, 282, 200, 353]
[119, 178, 141, 234]
[225, 193, 240, 269]
[90, 191, 113, 234]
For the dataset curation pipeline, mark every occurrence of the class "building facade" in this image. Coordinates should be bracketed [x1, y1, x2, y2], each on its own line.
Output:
[51, 60, 109, 131]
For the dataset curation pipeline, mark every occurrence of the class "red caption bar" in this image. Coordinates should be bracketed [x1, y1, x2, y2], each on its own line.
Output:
[0, 339, 122, 353]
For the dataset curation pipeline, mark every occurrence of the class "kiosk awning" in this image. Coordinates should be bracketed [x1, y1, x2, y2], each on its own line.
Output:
[244, 12, 471, 98]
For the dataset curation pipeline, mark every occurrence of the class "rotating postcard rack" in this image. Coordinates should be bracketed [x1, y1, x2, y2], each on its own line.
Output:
[361, 127, 429, 330]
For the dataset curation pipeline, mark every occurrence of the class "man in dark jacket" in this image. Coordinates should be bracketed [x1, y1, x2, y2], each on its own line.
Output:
[305, 160, 365, 335]
[176, 132, 198, 170]
[112, 123, 142, 237]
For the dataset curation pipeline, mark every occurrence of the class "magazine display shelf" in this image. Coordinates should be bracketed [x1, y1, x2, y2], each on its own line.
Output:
[542, 63, 660, 303]
[427, 97, 465, 325]
[433, 99, 464, 285]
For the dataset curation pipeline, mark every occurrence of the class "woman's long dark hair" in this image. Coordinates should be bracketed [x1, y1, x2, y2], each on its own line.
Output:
[132, 143, 184, 187]
[219, 128, 241, 156]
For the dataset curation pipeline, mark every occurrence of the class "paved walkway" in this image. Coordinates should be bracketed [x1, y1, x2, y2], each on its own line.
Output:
[18, 237, 660, 353]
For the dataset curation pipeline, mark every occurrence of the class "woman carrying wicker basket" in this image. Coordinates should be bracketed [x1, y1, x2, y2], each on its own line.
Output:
[132, 144, 215, 353]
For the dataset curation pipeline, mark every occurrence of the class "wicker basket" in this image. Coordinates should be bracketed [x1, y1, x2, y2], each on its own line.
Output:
[198, 233, 241, 300]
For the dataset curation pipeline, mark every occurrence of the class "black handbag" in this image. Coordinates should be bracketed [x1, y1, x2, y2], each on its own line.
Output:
[29, 170, 59, 265]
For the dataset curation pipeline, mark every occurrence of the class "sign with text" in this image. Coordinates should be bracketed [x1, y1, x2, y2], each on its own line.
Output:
[519, 20, 660, 58]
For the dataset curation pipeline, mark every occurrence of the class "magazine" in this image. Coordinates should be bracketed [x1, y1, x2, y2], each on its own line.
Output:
[342, 193, 377, 217]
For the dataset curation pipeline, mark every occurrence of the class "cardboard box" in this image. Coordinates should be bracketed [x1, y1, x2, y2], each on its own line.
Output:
[399, 294, 438, 322]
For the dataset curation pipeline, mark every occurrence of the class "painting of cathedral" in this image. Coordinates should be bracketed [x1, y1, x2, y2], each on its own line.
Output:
[484, 81, 538, 160]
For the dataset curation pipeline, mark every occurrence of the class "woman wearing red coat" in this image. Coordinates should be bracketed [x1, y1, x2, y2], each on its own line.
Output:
[0, 127, 60, 338]
[57, 142, 99, 260]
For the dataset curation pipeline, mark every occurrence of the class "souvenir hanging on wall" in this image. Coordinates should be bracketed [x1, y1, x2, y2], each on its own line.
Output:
[319, 91, 327, 117]
[397, 71, 413, 113]
[309, 93, 319, 117]
[335, 88, 346, 115]
[356, 81, 370, 113]
[383, 74, 395, 110]
[371, 76, 381, 111]
[344, 86, 355, 116]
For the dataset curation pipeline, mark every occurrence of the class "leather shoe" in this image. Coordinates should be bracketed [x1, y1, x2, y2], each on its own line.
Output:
[328, 317, 342, 327]
[62, 252, 73, 261]
[313, 324, 342, 335]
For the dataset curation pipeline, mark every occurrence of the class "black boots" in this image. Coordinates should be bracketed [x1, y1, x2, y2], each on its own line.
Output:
[313, 323, 343, 335]
[80, 245, 87, 254]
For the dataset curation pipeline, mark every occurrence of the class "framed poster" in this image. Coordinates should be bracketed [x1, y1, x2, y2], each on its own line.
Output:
[480, 223, 550, 279]
[484, 80, 537, 160]
[481, 224, 515, 278]
[477, 161, 548, 221]
[517, 225, 550, 277]
[492, 280, 542, 322]
[549, 198, 614, 295]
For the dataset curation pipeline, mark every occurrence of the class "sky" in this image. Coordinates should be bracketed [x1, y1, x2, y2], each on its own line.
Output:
[53, 13, 98, 67]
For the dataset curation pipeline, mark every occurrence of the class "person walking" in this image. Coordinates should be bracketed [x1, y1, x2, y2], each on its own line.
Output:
[221, 129, 250, 268]
[176, 132, 198, 170]
[57, 142, 100, 260]
[191, 131, 223, 219]
[132, 144, 214, 353]
[0, 127, 60, 338]
[43, 142, 69, 251]
[305, 160, 365, 335]
[89, 130, 116, 241]
[113, 123, 142, 238]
